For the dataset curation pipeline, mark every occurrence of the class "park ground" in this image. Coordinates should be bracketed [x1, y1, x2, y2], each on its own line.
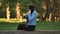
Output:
[0, 18, 60, 30]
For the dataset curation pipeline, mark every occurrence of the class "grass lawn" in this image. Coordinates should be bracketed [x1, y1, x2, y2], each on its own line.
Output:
[0, 21, 60, 30]
[36, 21, 60, 30]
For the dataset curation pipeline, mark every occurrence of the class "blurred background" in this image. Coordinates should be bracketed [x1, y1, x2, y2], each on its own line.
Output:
[0, 0, 60, 30]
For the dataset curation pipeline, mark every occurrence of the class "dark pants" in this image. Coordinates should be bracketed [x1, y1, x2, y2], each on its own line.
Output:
[17, 24, 36, 31]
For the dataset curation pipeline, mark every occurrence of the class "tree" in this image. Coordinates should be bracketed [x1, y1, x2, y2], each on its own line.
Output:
[16, 2, 22, 20]
[6, 3, 10, 21]
[53, 0, 60, 21]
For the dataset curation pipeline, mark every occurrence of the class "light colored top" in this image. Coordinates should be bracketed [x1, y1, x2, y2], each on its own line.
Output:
[26, 10, 37, 25]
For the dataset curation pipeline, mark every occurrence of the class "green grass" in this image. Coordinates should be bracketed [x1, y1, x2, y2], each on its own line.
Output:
[0, 22, 18, 30]
[36, 21, 60, 30]
[0, 21, 60, 30]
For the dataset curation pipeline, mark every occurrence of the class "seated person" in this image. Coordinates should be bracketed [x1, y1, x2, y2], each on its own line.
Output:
[17, 4, 37, 31]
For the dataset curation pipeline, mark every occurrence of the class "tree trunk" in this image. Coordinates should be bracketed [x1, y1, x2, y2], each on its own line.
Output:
[39, 1, 43, 21]
[16, 2, 21, 20]
[44, 0, 50, 21]
[6, 3, 10, 21]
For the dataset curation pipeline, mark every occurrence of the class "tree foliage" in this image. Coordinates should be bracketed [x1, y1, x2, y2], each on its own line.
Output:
[0, 0, 60, 21]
